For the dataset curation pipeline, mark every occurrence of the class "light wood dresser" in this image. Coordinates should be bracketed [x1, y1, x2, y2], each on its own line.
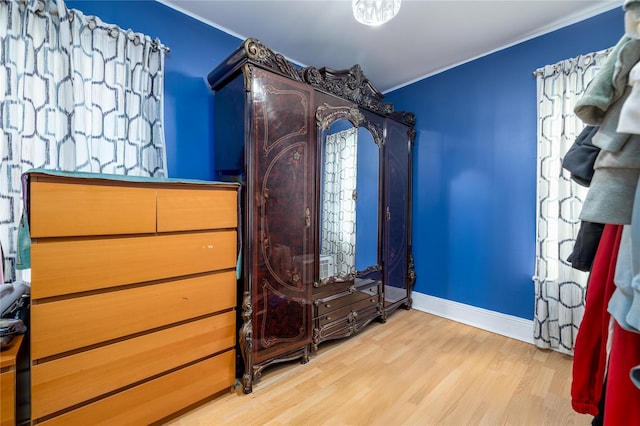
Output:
[25, 171, 239, 425]
[1, 334, 24, 426]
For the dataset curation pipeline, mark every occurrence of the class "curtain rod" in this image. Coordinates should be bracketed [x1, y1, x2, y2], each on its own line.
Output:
[532, 46, 613, 77]
[15, 0, 170, 52]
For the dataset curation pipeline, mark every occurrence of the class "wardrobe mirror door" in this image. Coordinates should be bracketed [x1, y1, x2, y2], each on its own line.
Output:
[354, 126, 379, 273]
[320, 119, 379, 284]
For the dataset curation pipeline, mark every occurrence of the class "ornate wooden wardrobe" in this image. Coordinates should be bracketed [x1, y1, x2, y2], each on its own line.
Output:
[207, 38, 416, 394]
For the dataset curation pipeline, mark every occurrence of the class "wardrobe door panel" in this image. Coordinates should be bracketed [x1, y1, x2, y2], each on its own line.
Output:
[250, 68, 314, 365]
[383, 119, 412, 312]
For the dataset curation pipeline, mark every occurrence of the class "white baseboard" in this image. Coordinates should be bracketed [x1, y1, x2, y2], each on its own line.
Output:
[411, 291, 534, 344]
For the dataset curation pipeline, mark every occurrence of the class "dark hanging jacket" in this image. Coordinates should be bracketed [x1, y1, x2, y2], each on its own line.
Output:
[562, 125, 604, 272]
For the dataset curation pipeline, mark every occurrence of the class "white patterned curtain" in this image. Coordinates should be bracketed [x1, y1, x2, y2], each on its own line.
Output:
[321, 128, 357, 278]
[0, 0, 167, 282]
[533, 49, 610, 354]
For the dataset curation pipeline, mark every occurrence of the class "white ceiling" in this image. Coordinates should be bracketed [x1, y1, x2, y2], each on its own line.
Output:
[160, 0, 622, 93]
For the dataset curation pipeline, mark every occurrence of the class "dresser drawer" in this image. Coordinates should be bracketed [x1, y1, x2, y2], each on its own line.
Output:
[27, 172, 239, 424]
[0, 371, 15, 426]
[31, 271, 236, 359]
[31, 311, 235, 419]
[31, 231, 237, 298]
[29, 179, 157, 238]
[35, 350, 236, 426]
[157, 187, 237, 232]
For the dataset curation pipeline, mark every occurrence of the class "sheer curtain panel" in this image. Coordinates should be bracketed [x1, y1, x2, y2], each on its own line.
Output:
[533, 49, 610, 354]
[0, 0, 168, 281]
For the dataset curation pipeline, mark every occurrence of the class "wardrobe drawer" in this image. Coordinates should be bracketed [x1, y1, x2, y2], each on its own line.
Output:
[312, 280, 353, 298]
[354, 304, 381, 327]
[313, 278, 379, 298]
[31, 311, 235, 420]
[157, 187, 237, 232]
[30, 231, 237, 298]
[29, 179, 157, 238]
[31, 271, 236, 359]
[317, 295, 379, 326]
[315, 302, 381, 346]
[316, 317, 352, 341]
[35, 350, 236, 426]
[315, 283, 379, 316]
[318, 306, 351, 327]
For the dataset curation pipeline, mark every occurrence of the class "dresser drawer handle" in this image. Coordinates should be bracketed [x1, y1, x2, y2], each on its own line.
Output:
[324, 303, 331, 308]
[325, 316, 331, 321]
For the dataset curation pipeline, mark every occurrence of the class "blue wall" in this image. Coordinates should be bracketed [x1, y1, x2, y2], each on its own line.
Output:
[66, 1, 625, 320]
[67, 0, 242, 181]
[385, 7, 625, 319]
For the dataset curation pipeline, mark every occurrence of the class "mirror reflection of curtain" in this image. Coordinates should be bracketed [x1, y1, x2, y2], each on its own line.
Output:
[533, 48, 610, 354]
[321, 128, 357, 277]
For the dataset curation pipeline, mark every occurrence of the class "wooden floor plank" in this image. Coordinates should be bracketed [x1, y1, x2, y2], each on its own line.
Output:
[163, 309, 591, 426]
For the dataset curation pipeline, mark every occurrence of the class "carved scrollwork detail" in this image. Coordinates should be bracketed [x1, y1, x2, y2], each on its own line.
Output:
[360, 264, 382, 274]
[253, 364, 265, 380]
[408, 127, 417, 143]
[243, 64, 253, 92]
[208, 38, 416, 126]
[312, 327, 320, 351]
[301, 64, 393, 115]
[390, 110, 417, 126]
[244, 38, 302, 82]
[301, 346, 310, 364]
[299, 63, 415, 123]
[315, 103, 364, 130]
[315, 103, 384, 146]
[405, 297, 414, 310]
[239, 291, 253, 394]
[252, 346, 310, 383]
[362, 117, 384, 146]
[318, 271, 357, 287]
[408, 253, 417, 291]
[299, 66, 323, 87]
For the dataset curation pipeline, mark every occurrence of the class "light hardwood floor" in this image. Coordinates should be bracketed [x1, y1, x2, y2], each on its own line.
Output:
[163, 309, 592, 426]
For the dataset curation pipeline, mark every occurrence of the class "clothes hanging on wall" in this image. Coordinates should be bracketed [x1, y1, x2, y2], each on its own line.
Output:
[569, 1, 640, 422]
[571, 224, 622, 416]
[573, 25, 640, 226]
[562, 125, 601, 186]
[562, 125, 605, 272]
[617, 63, 640, 133]
[567, 221, 606, 272]
[603, 321, 640, 424]
[609, 224, 640, 333]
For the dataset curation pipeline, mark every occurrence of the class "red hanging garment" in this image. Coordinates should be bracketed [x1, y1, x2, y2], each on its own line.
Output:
[603, 320, 640, 424]
[571, 224, 624, 415]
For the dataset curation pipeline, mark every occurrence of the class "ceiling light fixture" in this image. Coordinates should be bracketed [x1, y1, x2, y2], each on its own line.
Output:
[352, 0, 401, 26]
